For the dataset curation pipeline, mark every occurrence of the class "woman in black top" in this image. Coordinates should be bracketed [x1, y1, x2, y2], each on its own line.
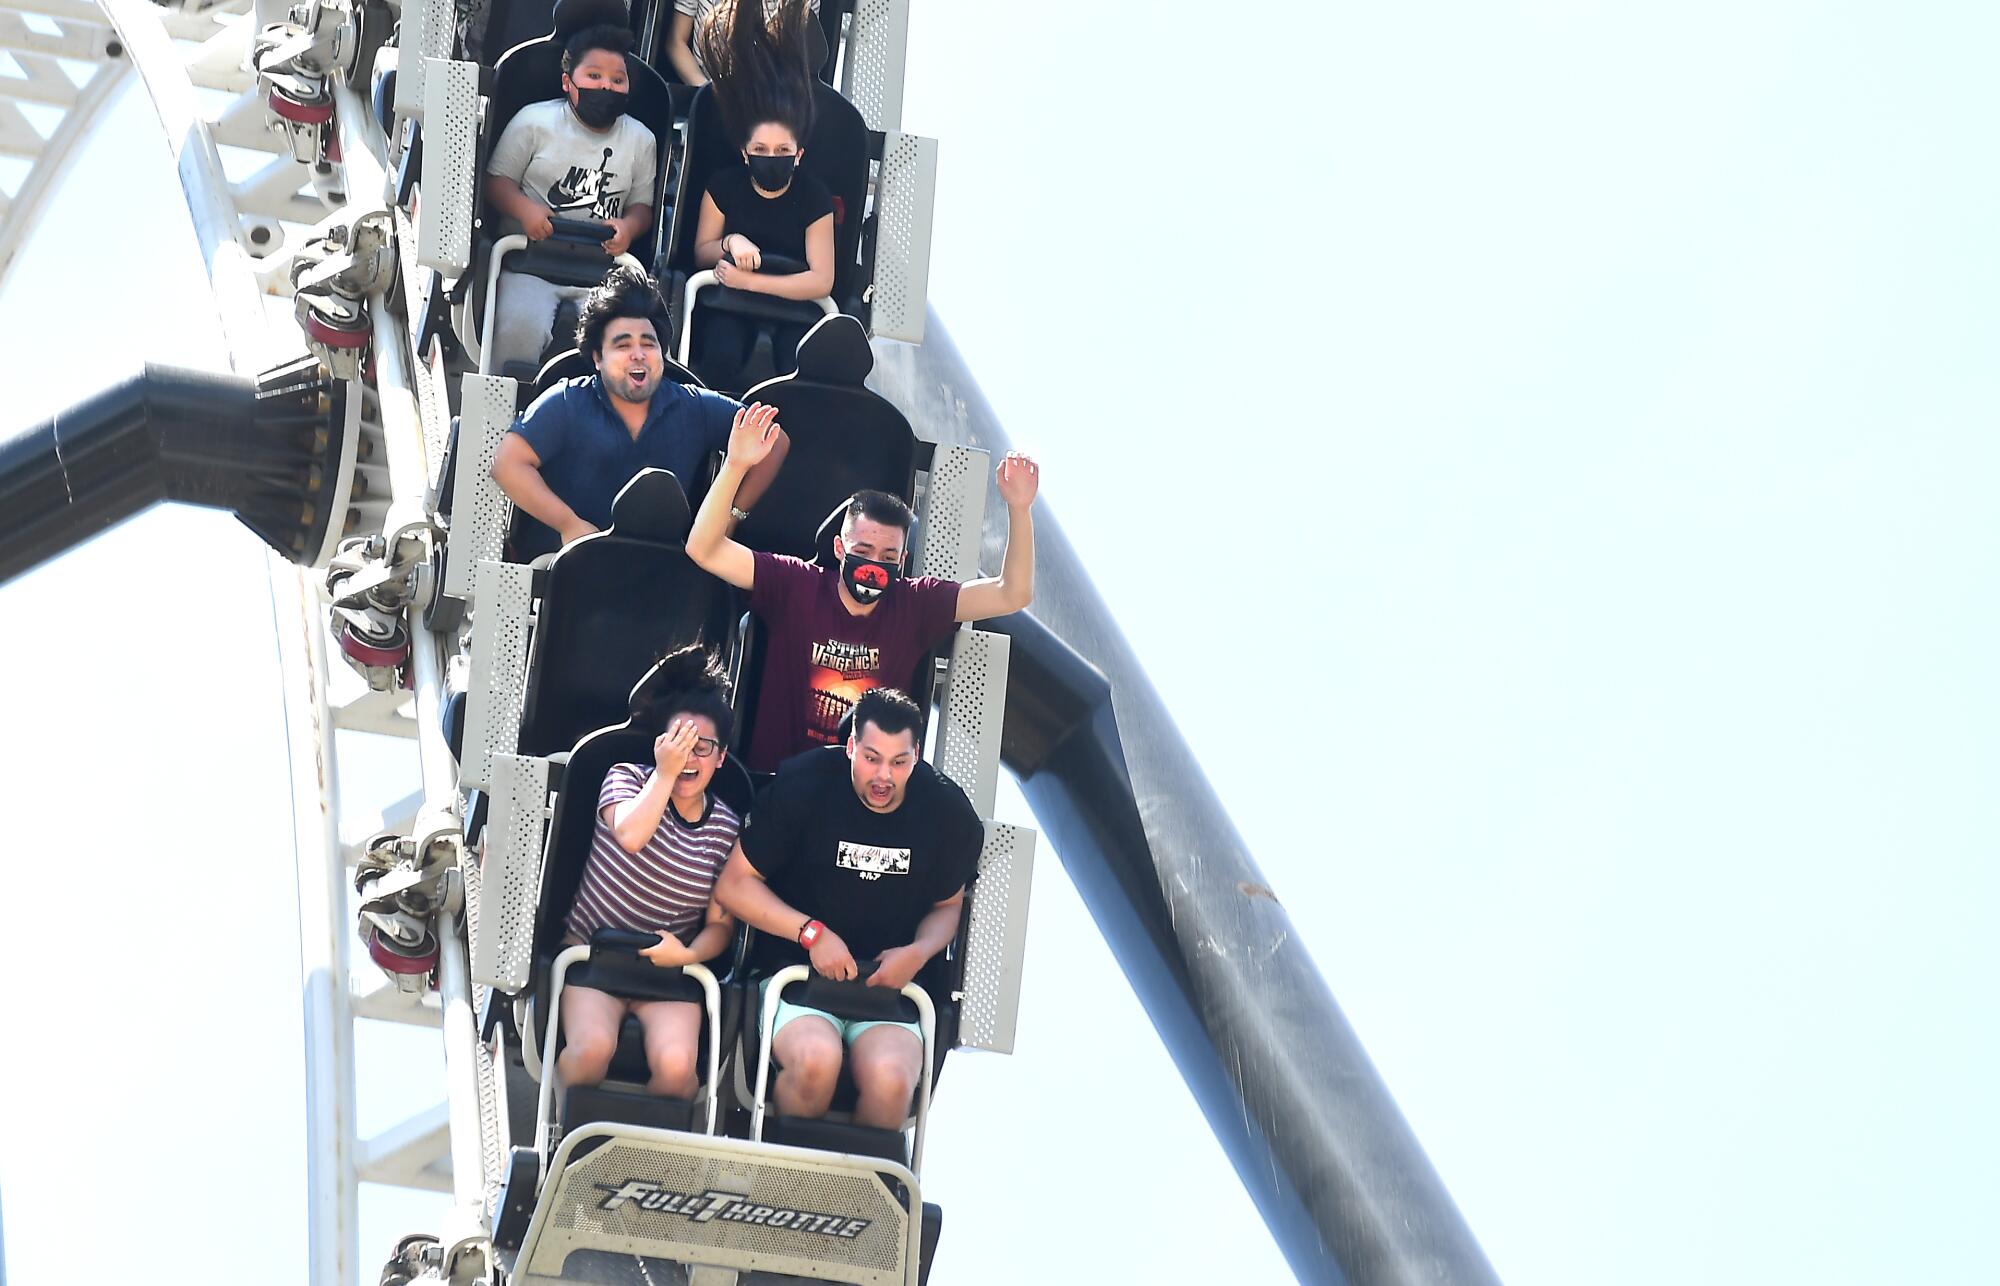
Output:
[689, 0, 835, 387]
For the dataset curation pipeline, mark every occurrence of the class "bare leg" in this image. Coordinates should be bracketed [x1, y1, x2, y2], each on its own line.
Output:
[632, 999, 704, 1098]
[556, 985, 629, 1089]
[770, 1015, 843, 1119]
[847, 1025, 922, 1131]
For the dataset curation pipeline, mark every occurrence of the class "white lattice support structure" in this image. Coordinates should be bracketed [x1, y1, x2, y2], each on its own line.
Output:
[868, 130, 935, 344]
[471, 751, 552, 992]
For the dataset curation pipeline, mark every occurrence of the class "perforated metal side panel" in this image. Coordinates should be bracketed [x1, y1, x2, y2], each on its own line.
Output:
[443, 375, 519, 601]
[934, 629, 1006, 817]
[462, 559, 535, 790]
[393, 0, 454, 120]
[461, 856, 511, 1200]
[520, 1134, 914, 1286]
[957, 822, 1036, 1055]
[868, 132, 935, 344]
[839, 0, 908, 133]
[412, 336, 452, 492]
[472, 752, 551, 991]
[418, 58, 479, 275]
[913, 443, 985, 582]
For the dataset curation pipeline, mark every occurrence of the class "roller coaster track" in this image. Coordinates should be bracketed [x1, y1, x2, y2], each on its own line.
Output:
[0, 3, 1502, 1283]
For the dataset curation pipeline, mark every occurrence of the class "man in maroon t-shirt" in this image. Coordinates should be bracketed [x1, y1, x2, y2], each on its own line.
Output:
[686, 412, 1042, 772]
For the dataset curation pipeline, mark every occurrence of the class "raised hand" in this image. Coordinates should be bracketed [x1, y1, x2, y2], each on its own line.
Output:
[726, 402, 782, 471]
[996, 451, 1040, 509]
[653, 716, 700, 780]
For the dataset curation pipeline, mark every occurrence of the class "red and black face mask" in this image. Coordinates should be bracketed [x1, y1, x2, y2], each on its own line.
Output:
[840, 551, 900, 603]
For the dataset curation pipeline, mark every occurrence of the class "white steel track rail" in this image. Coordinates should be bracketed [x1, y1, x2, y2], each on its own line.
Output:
[86, 4, 483, 1284]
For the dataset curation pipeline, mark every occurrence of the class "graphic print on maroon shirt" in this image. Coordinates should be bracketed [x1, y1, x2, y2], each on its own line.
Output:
[746, 551, 961, 772]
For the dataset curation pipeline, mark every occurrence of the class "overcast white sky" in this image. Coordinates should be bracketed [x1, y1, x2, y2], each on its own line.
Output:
[5, 4, 2000, 1284]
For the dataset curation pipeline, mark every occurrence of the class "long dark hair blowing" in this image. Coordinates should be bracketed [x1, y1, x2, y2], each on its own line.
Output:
[630, 643, 735, 743]
[695, 0, 817, 147]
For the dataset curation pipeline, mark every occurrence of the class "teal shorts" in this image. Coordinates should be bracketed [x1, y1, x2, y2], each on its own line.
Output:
[761, 976, 921, 1045]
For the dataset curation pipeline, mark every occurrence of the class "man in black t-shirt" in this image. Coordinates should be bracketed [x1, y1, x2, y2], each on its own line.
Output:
[716, 688, 982, 1130]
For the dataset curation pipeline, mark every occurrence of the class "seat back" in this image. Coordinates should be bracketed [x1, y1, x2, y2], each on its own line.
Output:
[516, 469, 737, 757]
[664, 81, 870, 309]
[731, 314, 918, 560]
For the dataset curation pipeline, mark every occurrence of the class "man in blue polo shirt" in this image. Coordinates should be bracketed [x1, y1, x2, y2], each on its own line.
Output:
[490, 265, 790, 561]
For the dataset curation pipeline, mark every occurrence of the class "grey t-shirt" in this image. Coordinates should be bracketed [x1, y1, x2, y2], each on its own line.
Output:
[486, 98, 659, 221]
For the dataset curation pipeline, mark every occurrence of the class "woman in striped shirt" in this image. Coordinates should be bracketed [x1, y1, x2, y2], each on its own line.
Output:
[558, 648, 742, 1099]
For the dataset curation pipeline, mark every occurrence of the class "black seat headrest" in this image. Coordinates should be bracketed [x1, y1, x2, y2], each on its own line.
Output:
[552, 0, 626, 38]
[607, 468, 692, 544]
[792, 313, 873, 385]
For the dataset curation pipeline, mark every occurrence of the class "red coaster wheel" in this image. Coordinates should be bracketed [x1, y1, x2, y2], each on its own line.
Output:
[367, 928, 439, 977]
[305, 307, 370, 351]
[338, 621, 408, 669]
[268, 88, 333, 125]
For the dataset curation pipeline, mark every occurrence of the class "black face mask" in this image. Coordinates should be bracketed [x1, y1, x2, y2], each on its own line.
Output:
[573, 87, 627, 130]
[746, 152, 797, 193]
[840, 551, 900, 604]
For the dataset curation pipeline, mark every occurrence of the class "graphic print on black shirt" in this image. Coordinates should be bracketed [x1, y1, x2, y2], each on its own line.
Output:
[546, 147, 626, 219]
[836, 840, 910, 881]
[740, 748, 982, 975]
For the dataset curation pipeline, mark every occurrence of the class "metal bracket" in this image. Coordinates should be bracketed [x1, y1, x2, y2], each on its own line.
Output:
[354, 822, 462, 994]
[325, 523, 434, 689]
[252, 0, 359, 164]
[291, 208, 398, 378]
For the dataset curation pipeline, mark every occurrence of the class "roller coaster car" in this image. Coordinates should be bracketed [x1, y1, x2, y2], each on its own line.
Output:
[496, 680, 947, 1285]
[516, 468, 738, 759]
[462, 0, 678, 380]
[663, 79, 870, 390]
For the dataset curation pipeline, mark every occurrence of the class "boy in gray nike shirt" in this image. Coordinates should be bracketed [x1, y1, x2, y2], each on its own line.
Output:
[484, 23, 659, 366]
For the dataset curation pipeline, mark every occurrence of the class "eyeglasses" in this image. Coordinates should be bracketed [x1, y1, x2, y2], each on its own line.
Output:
[690, 737, 721, 759]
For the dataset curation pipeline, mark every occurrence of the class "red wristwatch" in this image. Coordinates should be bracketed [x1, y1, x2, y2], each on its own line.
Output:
[798, 919, 825, 949]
